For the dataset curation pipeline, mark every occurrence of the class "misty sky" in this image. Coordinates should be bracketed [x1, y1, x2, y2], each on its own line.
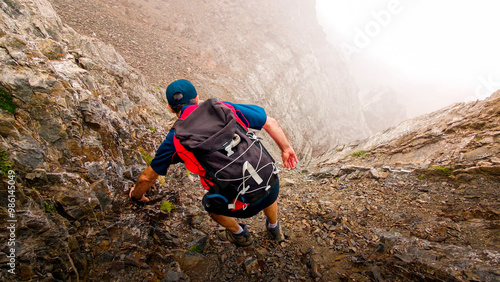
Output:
[316, 0, 500, 117]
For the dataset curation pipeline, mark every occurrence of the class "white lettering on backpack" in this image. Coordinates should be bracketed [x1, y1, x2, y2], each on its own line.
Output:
[243, 161, 263, 185]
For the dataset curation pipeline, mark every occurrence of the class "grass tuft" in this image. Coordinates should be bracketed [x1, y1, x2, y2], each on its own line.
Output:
[138, 146, 153, 165]
[429, 165, 453, 175]
[349, 150, 367, 158]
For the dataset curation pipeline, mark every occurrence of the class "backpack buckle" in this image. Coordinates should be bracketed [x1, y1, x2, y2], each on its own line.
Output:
[224, 134, 241, 156]
[246, 131, 258, 140]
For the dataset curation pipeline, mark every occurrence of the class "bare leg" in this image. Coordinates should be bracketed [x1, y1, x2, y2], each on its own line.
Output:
[210, 213, 240, 233]
[263, 200, 278, 225]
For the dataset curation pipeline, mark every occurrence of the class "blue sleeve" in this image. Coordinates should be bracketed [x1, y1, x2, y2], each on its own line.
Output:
[223, 101, 267, 130]
[150, 130, 180, 175]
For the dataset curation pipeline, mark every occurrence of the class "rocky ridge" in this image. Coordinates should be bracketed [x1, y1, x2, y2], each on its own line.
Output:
[316, 90, 500, 173]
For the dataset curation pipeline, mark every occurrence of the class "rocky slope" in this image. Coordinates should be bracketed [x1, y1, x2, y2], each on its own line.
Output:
[49, 0, 370, 160]
[308, 92, 500, 281]
[0, 0, 175, 280]
[1, 0, 499, 281]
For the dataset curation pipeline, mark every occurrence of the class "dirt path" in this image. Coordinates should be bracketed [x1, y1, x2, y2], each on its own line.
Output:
[111, 164, 498, 281]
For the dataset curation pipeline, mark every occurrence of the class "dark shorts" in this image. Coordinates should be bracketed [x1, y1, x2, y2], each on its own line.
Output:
[202, 179, 280, 218]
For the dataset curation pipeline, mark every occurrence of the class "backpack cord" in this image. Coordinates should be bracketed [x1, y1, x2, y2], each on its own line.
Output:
[212, 130, 277, 210]
[227, 161, 278, 210]
[214, 132, 263, 181]
[215, 138, 274, 187]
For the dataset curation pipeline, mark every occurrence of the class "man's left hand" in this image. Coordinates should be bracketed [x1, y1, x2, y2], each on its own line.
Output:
[282, 147, 299, 169]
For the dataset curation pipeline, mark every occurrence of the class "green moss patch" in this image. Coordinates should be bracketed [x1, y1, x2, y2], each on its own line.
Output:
[0, 88, 17, 114]
[160, 201, 174, 212]
[429, 165, 453, 175]
[187, 245, 203, 253]
[0, 148, 13, 177]
[43, 200, 56, 213]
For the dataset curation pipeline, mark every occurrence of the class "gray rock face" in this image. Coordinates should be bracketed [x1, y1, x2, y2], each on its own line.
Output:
[1, 0, 174, 280]
[1, 0, 172, 172]
[49, 0, 371, 160]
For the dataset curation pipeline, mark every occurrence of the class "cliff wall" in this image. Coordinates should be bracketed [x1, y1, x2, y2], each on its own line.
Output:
[50, 0, 370, 159]
[1, 0, 176, 279]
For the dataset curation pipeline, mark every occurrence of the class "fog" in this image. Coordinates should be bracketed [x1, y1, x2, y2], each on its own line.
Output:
[316, 0, 500, 118]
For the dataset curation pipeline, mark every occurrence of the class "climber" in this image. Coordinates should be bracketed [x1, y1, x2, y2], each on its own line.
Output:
[129, 79, 298, 246]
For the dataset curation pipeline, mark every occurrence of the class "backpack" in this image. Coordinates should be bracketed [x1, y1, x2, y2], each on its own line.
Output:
[172, 99, 278, 211]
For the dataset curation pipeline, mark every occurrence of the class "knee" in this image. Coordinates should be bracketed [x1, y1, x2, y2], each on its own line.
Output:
[209, 212, 225, 221]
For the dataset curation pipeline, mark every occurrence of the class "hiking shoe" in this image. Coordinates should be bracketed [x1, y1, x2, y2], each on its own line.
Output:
[266, 219, 284, 242]
[217, 223, 253, 247]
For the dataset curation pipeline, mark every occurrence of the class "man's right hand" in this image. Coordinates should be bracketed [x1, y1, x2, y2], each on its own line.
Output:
[129, 166, 159, 203]
[129, 185, 150, 202]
